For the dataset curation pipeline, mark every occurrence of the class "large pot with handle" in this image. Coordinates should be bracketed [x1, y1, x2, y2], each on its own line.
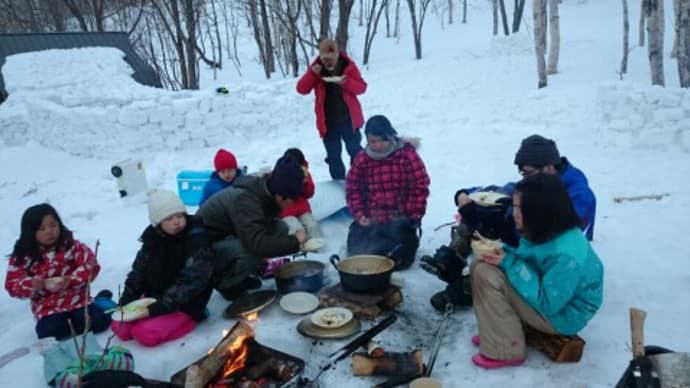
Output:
[329, 254, 395, 293]
[274, 260, 326, 294]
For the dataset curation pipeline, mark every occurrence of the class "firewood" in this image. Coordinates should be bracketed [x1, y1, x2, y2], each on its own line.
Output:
[523, 325, 585, 363]
[351, 350, 423, 376]
[268, 358, 294, 381]
[366, 341, 385, 358]
[184, 321, 255, 388]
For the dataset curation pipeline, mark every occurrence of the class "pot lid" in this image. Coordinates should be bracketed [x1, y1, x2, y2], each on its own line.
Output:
[223, 289, 277, 319]
[297, 315, 360, 339]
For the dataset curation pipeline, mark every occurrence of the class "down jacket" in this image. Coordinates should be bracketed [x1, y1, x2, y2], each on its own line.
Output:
[296, 52, 366, 137]
[119, 215, 214, 322]
[196, 175, 300, 258]
[5, 239, 99, 320]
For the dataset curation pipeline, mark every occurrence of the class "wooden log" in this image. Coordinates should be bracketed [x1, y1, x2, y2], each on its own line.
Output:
[523, 325, 586, 363]
[629, 307, 647, 357]
[184, 321, 255, 388]
[366, 341, 385, 358]
[351, 350, 423, 376]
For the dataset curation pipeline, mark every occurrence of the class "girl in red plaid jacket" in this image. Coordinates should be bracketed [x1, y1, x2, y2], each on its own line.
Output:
[345, 115, 430, 269]
[5, 203, 111, 339]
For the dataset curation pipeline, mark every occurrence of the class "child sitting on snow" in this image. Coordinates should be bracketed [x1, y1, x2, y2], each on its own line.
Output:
[111, 189, 214, 347]
[199, 148, 244, 205]
[279, 148, 325, 251]
[4, 203, 112, 340]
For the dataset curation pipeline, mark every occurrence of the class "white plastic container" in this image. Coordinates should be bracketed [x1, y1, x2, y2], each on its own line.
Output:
[111, 159, 148, 198]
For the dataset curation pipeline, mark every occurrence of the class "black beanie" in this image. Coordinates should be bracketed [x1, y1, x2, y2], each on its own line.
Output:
[514, 134, 561, 166]
[266, 155, 304, 199]
[365, 115, 398, 139]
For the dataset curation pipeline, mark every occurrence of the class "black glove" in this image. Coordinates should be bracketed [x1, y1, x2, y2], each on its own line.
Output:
[420, 245, 465, 284]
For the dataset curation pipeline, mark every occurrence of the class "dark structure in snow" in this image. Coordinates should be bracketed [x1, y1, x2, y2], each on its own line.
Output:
[0, 32, 161, 104]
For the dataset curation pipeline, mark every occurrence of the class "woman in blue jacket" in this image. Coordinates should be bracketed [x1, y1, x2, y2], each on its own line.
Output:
[470, 173, 603, 369]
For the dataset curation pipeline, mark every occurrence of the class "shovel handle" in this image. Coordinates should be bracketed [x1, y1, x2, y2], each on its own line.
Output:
[630, 307, 647, 357]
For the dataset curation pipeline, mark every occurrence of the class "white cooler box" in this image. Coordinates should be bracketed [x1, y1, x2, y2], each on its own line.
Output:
[111, 159, 148, 198]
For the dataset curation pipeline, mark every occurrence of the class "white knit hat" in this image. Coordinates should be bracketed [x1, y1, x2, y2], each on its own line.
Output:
[147, 189, 187, 226]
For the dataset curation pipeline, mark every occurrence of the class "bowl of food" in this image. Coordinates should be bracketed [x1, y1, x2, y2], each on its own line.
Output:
[471, 238, 502, 258]
[310, 307, 354, 329]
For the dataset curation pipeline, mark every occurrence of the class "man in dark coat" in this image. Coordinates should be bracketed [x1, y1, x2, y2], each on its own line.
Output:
[197, 155, 308, 300]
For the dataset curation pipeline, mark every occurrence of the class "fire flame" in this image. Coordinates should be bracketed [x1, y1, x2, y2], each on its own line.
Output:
[242, 311, 260, 326]
[221, 333, 251, 378]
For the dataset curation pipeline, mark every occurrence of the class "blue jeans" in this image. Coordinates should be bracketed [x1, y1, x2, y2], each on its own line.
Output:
[323, 118, 362, 180]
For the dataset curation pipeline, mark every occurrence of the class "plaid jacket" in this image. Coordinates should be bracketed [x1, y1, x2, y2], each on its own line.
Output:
[346, 142, 430, 224]
[5, 239, 99, 320]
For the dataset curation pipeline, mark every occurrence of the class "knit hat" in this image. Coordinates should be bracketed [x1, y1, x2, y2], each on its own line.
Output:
[319, 39, 339, 60]
[148, 189, 187, 226]
[266, 155, 304, 199]
[365, 115, 398, 139]
[514, 134, 561, 167]
[214, 149, 238, 171]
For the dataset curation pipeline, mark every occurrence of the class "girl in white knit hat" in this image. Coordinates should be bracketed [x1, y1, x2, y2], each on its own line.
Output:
[110, 189, 215, 347]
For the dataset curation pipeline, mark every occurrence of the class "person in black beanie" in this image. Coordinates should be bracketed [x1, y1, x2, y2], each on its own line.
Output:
[196, 154, 312, 300]
[422, 134, 597, 313]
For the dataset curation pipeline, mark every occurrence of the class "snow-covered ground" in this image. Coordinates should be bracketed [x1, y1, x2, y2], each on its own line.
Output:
[1, 0, 689, 387]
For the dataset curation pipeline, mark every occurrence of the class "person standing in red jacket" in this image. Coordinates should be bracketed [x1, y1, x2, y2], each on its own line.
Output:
[278, 148, 325, 251]
[5, 204, 111, 339]
[345, 115, 431, 270]
[296, 38, 367, 180]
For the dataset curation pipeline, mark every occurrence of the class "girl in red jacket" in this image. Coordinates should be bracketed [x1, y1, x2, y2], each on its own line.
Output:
[279, 148, 325, 251]
[5, 204, 111, 339]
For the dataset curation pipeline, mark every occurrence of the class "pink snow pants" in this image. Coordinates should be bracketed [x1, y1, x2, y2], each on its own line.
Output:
[110, 311, 196, 347]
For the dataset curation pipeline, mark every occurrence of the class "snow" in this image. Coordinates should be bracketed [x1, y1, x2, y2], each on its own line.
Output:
[1, 0, 689, 387]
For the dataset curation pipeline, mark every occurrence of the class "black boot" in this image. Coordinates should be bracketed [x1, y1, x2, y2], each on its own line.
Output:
[420, 245, 465, 283]
[430, 277, 473, 313]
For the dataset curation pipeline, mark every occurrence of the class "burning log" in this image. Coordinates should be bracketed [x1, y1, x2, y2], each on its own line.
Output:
[243, 358, 295, 381]
[351, 350, 424, 376]
[184, 321, 255, 388]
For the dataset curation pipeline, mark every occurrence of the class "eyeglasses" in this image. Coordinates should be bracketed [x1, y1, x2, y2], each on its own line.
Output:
[518, 166, 543, 177]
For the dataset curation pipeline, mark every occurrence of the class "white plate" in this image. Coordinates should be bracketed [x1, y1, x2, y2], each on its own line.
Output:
[279, 292, 319, 315]
[310, 307, 354, 329]
[112, 297, 156, 322]
[323, 76, 343, 83]
[468, 191, 509, 206]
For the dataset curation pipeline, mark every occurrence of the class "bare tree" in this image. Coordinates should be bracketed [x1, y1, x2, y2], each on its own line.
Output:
[621, 0, 630, 77]
[394, 0, 401, 39]
[547, 0, 560, 74]
[406, 0, 432, 59]
[448, 0, 453, 24]
[499, 0, 509, 35]
[646, 0, 665, 86]
[671, 0, 680, 58]
[639, 0, 645, 46]
[492, 0, 498, 35]
[462, 0, 467, 24]
[676, 0, 690, 86]
[363, 0, 387, 64]
[336, 0, 355, 52]
[512, 0, 526, 32]
[534, 0, 547, 87]
[359, 0, 364, 26]
[320, 0, 332, 39]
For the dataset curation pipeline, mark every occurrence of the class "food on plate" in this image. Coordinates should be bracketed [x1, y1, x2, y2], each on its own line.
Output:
[311, 307, 353, 329]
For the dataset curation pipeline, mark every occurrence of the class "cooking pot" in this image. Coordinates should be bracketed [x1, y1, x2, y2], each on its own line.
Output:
[329, 254, 395, 293]
[274, 260, 326, 294]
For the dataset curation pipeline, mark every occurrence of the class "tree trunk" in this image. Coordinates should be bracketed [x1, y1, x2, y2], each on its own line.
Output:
[259, 0, 275, 73]
[621, 0, 630, 76]
[385, 0, 391, 37]
[547, 0, 560, 74]
[672, 0, 680, 58]
[534, 0, 547, 87]
[320, 0, 332, 39]
[462, 0, 467, 23]
[677, 0, 690, 87]
[363, 0, 387, 64]
[359, 0, 364, 26]
[647, 0, 665, 86]
[512, 0, 526, 32]
[336, 0, 355, 52]
[493, 0, 498, 35]
[406, 0, 432, 60]
[394, 0, 400, 39]
[184, 0, 198, 89]
[169, 1, 189, 89]
[499, 0, 509, 35]
[639, 0, 646, 46]
[448, 0, 453, 24]
[248, 0, 269, 79]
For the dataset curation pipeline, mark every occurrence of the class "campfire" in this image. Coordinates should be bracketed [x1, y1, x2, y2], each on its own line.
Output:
[171, 320, 305, 388]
